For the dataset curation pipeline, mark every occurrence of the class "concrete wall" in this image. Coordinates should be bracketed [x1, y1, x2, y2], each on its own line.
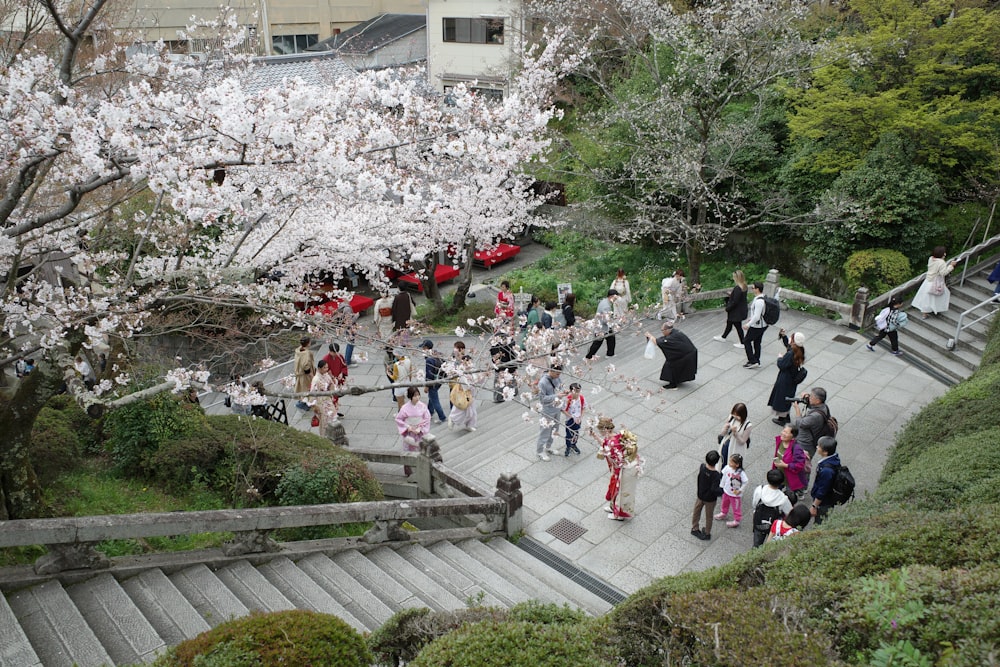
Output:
[341, 30, 427, 70]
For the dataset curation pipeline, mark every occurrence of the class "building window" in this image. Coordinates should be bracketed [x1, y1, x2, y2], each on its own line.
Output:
[272, 34, 318, 55]
[442, 18, 504, 44]
[444, 85, 504, 103]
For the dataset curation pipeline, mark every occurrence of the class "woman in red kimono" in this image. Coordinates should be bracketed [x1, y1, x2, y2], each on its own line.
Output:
[494, 280, 515, 319]
[592, 418, 643, 521]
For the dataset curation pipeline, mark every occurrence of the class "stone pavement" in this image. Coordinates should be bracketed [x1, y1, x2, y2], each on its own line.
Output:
[205, 307, 949, 596]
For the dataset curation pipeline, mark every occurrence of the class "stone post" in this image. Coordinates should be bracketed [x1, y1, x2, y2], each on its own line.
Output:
[417, 434, 443, 497]
[764, 269, 780, 297]
[495, 472, 523, 537]
[850, 286, 870, 331]
[324, 420, 349, 447]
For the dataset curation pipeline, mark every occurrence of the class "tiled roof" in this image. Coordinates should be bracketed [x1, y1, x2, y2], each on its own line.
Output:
[309, 14, 426, 55]
[244, 52, 357, 94]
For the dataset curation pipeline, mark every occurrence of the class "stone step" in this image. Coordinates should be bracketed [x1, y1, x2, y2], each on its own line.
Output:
[66, 573, 165, 665]
[427, 540, 533, 608]
[486, 538, 613, 617]
[454, 538, 584, 613]
[367, 544, 496, 611]
[396, 543, 504, 609]
[215, 560, 295, 614]
[6, 579, 113, 667]
[258, 557, 364, 632]
[120, 569, 210, 647]
[296, 553, 395, 631]
[0, 591, 42, 667]
[169, 564, 249, 628]
[330, 549, 427, 613]
[365, 546, 471, 612]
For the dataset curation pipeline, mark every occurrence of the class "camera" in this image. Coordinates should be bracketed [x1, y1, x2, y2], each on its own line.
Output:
[787, 394, 809, 405]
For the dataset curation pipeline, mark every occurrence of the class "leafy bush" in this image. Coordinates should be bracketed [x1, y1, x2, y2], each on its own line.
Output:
[29, 397, 87, 485]
[408, 619, 612, 667]
[103, 394, 206, 476]
[603, 587, 841, 666]
[368, 601, 587, 666]
[153, 610, 371, 667]
[149, 415, 382, 508]
[843, 248, 912, 295]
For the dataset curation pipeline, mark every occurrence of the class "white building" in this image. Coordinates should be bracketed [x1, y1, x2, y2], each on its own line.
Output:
[425, 0, 524, 99]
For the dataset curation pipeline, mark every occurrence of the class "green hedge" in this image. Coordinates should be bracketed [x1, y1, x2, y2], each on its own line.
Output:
[153, 610, 370, 666]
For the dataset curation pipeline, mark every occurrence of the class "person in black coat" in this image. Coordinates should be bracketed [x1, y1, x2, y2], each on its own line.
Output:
[713, 269, 749, 345]
[646, 321, 698, 389]
[767, 329, 806, 425]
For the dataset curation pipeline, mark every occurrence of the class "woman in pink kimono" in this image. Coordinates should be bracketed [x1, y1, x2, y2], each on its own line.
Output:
[395, 387, 431, 476]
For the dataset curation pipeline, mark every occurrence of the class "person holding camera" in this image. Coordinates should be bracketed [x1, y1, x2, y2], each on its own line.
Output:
[791, 387, 831, 460]
[767, 329, 806, 426]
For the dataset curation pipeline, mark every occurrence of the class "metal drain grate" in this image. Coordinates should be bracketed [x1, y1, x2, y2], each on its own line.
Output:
[832, 334, 858, 345]
[546, 518, 587, 544]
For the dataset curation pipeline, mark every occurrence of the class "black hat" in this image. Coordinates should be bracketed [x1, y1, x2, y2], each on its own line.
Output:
[419, 339, 434, 349]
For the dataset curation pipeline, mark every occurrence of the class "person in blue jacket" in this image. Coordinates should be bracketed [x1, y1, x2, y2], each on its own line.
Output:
[988, 261, 1000, 295]
[809, 436, 841, 525]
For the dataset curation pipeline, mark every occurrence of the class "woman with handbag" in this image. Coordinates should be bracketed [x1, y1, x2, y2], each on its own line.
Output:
[767, 330, 806, 426]
[396, 387, 431, 476]
[718, 402, 752, 466]
[911, 246, 957, 318]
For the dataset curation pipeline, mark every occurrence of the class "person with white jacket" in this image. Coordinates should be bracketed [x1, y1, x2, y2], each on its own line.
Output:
[751, 468, 794, 547]
[911, 246, 957, 318]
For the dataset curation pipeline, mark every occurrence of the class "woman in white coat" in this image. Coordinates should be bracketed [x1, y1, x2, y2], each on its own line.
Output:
[911, 246, 957, 318]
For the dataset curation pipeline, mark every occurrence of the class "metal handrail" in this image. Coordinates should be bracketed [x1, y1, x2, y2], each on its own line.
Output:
[946, 293, 1000, 350]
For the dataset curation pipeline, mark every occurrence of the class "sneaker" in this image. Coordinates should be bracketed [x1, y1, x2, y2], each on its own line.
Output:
[538, 453, 550, 461]
[772, 416, 789, 426]
[865, 343, 875, 351]
[698, 532, 711, 541]
[743, 362, 760, 369]
[712, 335, 726, 342]
[891, 350, 903, 356]
[467, 426, 477, 432]
[691, 529, 704, 538]
[726, 521, 740, 528]
[734, 343, 744, 348]
[714, 513, 725, 520]
[546, 448, 557, 456]
[447, 417, 454, 430]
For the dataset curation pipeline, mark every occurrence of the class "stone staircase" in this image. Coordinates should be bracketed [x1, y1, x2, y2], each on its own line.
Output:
[1, 537, 613, 667]
[889, 259, 999, 386]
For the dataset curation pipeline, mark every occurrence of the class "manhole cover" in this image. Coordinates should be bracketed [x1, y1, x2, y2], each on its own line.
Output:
[546, 518, 587, 544]
[832, 334, 858, 345]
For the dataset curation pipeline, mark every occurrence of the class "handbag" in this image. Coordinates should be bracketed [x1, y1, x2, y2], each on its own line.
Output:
[644, 339, 657, 360]
[793, 366, 808, 385]
[310, 414, 319, 427]
[450, 384, 472, 410]
[929, 274, 945, 296]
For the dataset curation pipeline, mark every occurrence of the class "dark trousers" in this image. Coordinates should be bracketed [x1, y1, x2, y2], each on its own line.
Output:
[426, 386, 446, 421]
[344, 343, 354, 365]
[565, 417, 581, 454]
[722, 320, 745, 343]
[869, 329, 899, 352]
[744, 326, 766, 363]
[586, 334, 616, 359]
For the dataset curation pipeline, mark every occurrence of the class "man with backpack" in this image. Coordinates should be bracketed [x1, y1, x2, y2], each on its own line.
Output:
[792, 386, 836, 459]
[810, 436, 844, 525]
[742, 281, 769, 369]
[751, 469, 794, 548]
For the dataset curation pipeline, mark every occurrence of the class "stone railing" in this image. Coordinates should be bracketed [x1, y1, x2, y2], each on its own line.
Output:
[0, 434, 523, 577]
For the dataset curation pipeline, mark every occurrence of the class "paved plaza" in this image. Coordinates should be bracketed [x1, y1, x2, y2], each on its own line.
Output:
[205, 303, 949, 595]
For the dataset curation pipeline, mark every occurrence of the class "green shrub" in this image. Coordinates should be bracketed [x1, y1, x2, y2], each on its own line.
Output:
[603, 587, 841, 666]
[843, 248, 912, 295]
[150, 415, 382, 508]
[367, 601, 587, 666]
[103, 394, 206, 476]
[29, 398, 86, 485]
[153, 610, 370, 667]
[408, 619, 612, 667]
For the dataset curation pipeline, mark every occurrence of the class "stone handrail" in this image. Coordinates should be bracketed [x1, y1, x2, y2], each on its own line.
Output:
[0, 435, 523, 576]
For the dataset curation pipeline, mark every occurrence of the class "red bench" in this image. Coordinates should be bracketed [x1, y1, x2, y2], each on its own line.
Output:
[474, 243, 521, 268]
[397, 264, 461, 292]
[305, 294, 375, 316]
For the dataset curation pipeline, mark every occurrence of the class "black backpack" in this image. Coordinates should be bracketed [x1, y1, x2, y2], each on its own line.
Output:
[829, 465, 856, 505]
[752, 500, 784, 534]
[762, 296, 781, 325]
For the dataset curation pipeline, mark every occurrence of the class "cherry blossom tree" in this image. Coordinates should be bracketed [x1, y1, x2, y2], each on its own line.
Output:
[0, 0, 577, 518]
[530, 0, 818, 283]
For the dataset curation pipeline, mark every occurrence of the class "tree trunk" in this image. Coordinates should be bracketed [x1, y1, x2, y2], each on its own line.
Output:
[450, 243, 476, 312]
[419, 255, 446, 316]
[0, 368, 56, 519]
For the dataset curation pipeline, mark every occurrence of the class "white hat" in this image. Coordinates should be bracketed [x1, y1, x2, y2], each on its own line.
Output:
[792, 332, 805, 346]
